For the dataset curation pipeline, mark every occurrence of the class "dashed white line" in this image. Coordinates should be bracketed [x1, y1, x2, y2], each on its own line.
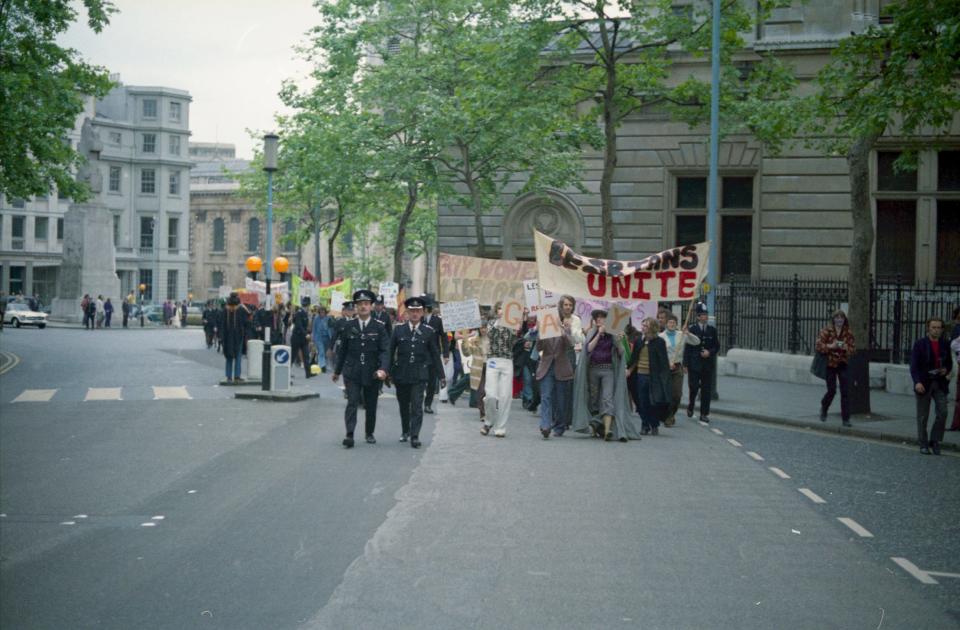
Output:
[711, 428, 723, 435]
[837, 517, 874, 538]
[84, 387, 122, 401]
[140, 522, 157, 527]
[151, 515, 165, 521]
[60, 521, 76, 526]
[152, 386, 192, 400]
[798, 488, 827, 504]
[13, 389, 57, 403]
[892, 557, 939, 584]
[768, 467, 791, 479]
[747, 451, 765, 461]
[727, 438, 742, 447]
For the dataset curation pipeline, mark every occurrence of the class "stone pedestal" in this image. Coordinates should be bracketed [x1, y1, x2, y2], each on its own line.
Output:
[50, 203, 120, 323]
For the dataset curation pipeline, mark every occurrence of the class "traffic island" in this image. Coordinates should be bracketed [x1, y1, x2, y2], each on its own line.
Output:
[233, 386, 319, 402]
[219, 379, 262, 387]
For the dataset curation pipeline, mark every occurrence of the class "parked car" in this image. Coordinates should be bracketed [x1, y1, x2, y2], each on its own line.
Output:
[3, 303, 48, 329]
[186, 305, 204, 326]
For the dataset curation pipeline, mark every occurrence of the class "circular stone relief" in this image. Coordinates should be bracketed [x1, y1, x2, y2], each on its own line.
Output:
[531, 207, 560, 234]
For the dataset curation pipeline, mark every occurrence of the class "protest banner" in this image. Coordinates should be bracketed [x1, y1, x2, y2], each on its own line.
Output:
[499, 299, 525, 329]
[606, 304, 632, 335]
[318, 279, 352, 308]
[300, 281, 318, 304]
[523, 278, 558, 313]
[438, 253, 535, 304]
[534, 230, 709, 302]
[537, 306, 563, 340]
[574, 298, 657, 330]
[218, 285, 232, 299]
[330, 290, 345, 315]
[378, 281, 400, 308]
[441, 299, 482, 332]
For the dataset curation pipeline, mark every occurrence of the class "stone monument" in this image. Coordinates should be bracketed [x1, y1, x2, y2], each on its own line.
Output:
[50, 118, 121, 322]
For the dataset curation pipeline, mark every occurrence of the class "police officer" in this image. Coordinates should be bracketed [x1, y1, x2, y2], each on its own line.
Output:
[388, 296, 445, 448]
[684, 302, 720, 423]
[332, 290, 390, 448]
[371, 295, 393, 335]
[422, 295, 450, 414]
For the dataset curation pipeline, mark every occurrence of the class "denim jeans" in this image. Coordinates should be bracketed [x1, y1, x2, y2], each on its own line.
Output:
[225, 355, 242, 379]
[538, 365, 570, 434]
[522, 364, 535, 406]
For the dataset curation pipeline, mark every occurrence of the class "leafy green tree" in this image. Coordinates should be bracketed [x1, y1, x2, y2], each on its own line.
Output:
[0, 0, 116, 200]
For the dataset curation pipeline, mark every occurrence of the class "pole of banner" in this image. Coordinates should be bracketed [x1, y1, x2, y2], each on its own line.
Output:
[706, 0, 721, 315]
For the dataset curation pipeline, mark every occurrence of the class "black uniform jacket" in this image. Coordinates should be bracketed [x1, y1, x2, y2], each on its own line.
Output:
[424, 313, 450, 358]
[372, 310, 393, 335]
[388, 322, 444, 385]
[334, 318, 390, 385]
[683, 322, 719, 372]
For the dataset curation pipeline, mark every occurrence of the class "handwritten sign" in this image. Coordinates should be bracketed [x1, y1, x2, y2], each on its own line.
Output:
[574, 298, 658, 330]
[606, 304, 632, 335]
[330, 290, 345, 315]
[379, 281, 400, 308]
[441, 299, 482, 332]
[439, 253, 535, 304]
[537, 306, 562, 340]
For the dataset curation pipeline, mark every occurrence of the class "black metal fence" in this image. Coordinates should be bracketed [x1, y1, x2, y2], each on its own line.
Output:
[711, 276, 960, 364]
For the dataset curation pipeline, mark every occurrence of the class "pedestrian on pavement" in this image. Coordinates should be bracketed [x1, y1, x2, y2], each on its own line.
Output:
[180, 301, 188, 328]
[659, 313, 700, 427]
[121, 297, 130, 329]
[479, 301, 519, 438]
[95, 295, 105, 329]
[422, 296, 450, 415]
[291, 303, 312, 380]
[219, 293, 247, 383]
[910, 317, 953, 455]
[81, 294, 91, 329]
[311, 305, 332, 373]
[202, 302, 217, 348]
[950, 306, 960, 432]
[103, 298, 113, 328]
[456, 323, 489, 422]
[684, 302, 720, 423]
[535, 310, 575, 439]
[333, 290, 391, 448]
[386, 295, 444, 448]
[815, 310, 856, 427]
[628, 317, 671, 435]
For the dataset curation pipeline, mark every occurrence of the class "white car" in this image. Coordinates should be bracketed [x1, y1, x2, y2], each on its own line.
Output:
[3, 303, 48, 329]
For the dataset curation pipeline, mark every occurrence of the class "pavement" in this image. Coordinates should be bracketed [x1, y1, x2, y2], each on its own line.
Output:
[709, 374, 959, 452]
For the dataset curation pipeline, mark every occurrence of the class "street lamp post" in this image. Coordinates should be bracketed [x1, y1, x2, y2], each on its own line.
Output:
[261, 134, 279, 392]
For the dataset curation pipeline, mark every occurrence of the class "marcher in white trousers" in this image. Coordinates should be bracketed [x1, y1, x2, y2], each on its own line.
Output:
[484, 357, 514, 436]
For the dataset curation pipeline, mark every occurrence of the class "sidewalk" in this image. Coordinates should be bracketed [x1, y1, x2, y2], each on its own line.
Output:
[711, 374, 959, 452]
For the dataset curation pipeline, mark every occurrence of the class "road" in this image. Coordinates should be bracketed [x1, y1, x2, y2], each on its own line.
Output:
[1, 327, 958, 629]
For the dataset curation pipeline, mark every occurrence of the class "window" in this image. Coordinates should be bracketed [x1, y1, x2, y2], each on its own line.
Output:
[12, 215, 25, 249]
[169, 171, 180, 195]
[10, 266, 24, 294]
[169, 101, 181, 122]
[387, 36, 401, 55]
[142, 133, 156, 154]
[675, 215, 706, 246]
[212, 217, 226, 252]
[10, 197, 25, 208]
[875, 199, 916, 282]
[109, 166, 121, 192]
[720, 216, 752, 280]
[140, 216, 155, 248]
[248, 218, 260, 251]
[35, 216, 48, 241]
[109, 131, 122, 145]
[212, 270, 224, 288]
[168, 217, 179, 250]
[113, 214, 121, 246]
[722, 177, 753, 209]
[57, 218, 64, 241]
[167, 269, 178, 300]
[57, 188, 68, 201]
[139, 269, 153, 301]
[141, 169, 155, 194]
[169, 135, 181, 156]
[677, 177, 706, 208]
[877, 151, 917, 191]
[938, 151, 960, 191]
[142, 99, 157, 118]
[936, 200, 960, 283]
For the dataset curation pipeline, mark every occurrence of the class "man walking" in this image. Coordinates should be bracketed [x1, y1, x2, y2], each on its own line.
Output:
[684, 302, 719, 423]
[387, 296, 445, 448]
[422, 295, 449, 414]
[371, 295, 393, 335]
[332, 290, 390, 448]
[910, 317, 953, 455]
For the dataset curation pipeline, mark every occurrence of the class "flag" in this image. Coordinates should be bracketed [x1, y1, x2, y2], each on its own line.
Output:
[302, 266, 317, 282]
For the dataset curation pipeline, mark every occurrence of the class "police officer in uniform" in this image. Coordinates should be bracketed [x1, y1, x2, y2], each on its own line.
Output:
[684, 302, 720, 423]
[422, 295, 449, 414]
[332, 290, 389, 448]
[388, 296, 445, 448]
[371, 295, 393, 335]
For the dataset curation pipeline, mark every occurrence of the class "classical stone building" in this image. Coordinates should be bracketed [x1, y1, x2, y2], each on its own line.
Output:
[0, 77, 193, 303]
[437, 1, 960, 285]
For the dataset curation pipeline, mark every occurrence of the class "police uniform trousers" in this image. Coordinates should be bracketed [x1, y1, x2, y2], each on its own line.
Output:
[396, 381, 427, 438]
[345, 379, 381, 437]
[687, 363, 713, 417]
[424, 366, 439, 408]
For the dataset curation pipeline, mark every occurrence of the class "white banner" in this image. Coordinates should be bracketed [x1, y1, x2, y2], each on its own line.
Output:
[379, 281, 400, 308]
[535, 230, 709, 302]
[330, 290, 345, 314]
[441, 298, 482, 332]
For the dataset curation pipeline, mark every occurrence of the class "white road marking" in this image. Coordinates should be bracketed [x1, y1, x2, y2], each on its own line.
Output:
[151, 515, 165, 520]
[73, 514, 88, 519]
[13, 389, 57, 403]
[769, 467, 791, 479]
[891, 557, 939, 584]
[747, 451, 765, 461]
[152, 386, 191, 400]
[140, 522, 157, 527]
[0, 513, 6, 517]
[711, 428, 723, 435]
[837, 517, 874, 538]
[85, 387, 122, 401]
[727, 438, 742, 447]
[60, 521, 76, 526]
[187, 490, 197, 494]
[798, 488, 827, 504]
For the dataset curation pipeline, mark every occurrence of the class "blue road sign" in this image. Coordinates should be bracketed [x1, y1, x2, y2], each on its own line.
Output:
[274, 348, 290, 365]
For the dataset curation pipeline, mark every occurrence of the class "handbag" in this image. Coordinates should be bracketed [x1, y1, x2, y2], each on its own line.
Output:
[810, 352, 828, 380]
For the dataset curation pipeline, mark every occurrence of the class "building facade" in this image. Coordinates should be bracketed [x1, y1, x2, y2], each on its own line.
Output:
[0, 78, 194, 304]
[436, 1, 960, 286]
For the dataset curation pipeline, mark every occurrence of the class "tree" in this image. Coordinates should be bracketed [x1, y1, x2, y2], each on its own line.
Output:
[805, 0, 960, 413]
[0, 0, 116, 200]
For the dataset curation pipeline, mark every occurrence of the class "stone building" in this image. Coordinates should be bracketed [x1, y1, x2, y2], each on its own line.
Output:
[436, 1, 960, 285]
[0, 78, 193, 303]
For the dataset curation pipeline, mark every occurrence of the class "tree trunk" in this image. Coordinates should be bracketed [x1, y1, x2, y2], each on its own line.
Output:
[846, 133, 879, 415]
[313, 204, 322, 282]
[327, 203, 343, 283]
[459, 142, 486, 257]
[394, 181, 418, 284]
[600, 65, 618, 258]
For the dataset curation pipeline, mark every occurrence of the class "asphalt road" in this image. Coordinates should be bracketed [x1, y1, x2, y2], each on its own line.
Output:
[1, 327, 958, 629]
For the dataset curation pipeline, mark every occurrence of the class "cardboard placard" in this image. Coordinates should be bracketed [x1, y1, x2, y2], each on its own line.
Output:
[379, 281, 400, 308]
[499, 299, 525, 329]
[606, 303, 632, 335]
[440, 298, 482, 332]
[536, 306, 563, 340]
[330, 290, 345, 315]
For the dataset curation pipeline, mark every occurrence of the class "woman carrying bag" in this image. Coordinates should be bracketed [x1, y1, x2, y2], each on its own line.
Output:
[815, 310, 855, 427]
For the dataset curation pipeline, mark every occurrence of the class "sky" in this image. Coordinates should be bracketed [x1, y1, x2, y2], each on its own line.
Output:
[61, 0, 322, 159]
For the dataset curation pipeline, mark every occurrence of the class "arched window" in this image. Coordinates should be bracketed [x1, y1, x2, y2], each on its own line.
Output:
[213, 217, 225, 252]
[248, 217, 260, 252]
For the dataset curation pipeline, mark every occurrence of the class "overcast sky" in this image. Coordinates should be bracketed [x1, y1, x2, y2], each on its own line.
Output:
[61, 0, 322, 159]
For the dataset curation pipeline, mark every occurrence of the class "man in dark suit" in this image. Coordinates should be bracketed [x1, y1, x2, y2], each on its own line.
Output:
[332, 291, 390, 448]
[422, 295, 450, 414]
[371, 295, 393, 335]
[684, 302, 720, 423]
[909, 317, 953, 455]
[387, 296, 445, 448]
